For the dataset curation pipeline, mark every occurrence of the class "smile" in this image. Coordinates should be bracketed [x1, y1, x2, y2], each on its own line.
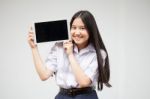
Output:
[74, 36, 83, 40]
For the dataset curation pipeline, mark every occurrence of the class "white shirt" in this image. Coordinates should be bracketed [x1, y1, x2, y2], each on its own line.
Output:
[45, 42, 106, 89]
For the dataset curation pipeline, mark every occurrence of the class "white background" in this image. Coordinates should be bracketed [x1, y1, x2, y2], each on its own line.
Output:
[0, 0, 150, 99]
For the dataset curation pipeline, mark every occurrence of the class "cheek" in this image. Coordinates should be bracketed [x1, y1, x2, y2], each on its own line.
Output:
[70, 32, 74, 37]
[84, 32, 89, 39]
[85, 35, 89, 41]
[70, 31, 74, 39]
[70, 30, 73, 35]
[71, 30, 77, 38]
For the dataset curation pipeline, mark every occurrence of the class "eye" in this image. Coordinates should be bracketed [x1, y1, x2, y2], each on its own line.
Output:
[81, 27, 85, 29]
[71, 26, 76, 30]
[80, 27, 85, 30]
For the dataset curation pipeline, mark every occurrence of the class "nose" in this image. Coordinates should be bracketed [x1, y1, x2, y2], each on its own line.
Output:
[74, 29, 81, 36]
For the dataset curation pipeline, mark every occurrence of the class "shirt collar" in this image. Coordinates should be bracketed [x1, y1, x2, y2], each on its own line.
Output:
[73, 43, 95, 54]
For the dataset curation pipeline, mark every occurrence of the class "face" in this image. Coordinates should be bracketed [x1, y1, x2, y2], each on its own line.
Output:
[71, 18, 89, 49]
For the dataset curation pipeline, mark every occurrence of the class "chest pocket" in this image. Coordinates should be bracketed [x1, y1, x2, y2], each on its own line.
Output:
[57, 50, 70, 72]
[79, 53, 96, 70]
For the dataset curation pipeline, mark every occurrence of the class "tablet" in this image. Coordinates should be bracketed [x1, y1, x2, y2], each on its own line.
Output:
[34, 20, 69, 43]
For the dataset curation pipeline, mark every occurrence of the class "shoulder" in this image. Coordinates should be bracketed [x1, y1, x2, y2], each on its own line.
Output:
[100, 49, 107, 60]
[89, 43, 107, 60]
[51, 42, 63, 49]
[48, 42, 64, 54]
[55, 42, 63, 46]
[54, 42, 63, 47]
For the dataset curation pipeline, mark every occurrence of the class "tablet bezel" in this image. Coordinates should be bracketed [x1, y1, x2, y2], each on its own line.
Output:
[33, 19, 70, 44]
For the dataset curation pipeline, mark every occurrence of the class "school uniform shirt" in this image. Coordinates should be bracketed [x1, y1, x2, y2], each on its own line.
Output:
[45, 42, 107, 89]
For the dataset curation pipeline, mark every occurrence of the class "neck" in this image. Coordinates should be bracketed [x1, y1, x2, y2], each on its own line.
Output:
[76, 43, 88, 52]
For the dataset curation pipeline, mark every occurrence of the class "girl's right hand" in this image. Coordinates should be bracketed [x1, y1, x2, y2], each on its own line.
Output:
[27, 27, 37, 49]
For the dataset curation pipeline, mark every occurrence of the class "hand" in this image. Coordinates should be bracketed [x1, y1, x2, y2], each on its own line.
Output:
[63, 40, 73, 56]
[27, 27, 37, 49]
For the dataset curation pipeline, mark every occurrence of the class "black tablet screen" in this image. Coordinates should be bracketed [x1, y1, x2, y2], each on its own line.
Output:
[34, 20, 69, 43]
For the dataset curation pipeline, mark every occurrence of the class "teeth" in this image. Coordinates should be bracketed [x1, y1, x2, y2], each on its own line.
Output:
[75, 36, 82, 38]
[76, 36, 80, 38]
[75, 37, 80, 40]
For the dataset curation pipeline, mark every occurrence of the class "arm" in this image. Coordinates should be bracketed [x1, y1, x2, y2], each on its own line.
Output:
[28, 28, 53, 81]
[68, 54, 92, 87]
[31, 47, 53, 81]
[63, 40, 91, 87]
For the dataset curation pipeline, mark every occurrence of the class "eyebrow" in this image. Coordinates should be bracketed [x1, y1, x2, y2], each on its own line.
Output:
[71, 25, 85, 27]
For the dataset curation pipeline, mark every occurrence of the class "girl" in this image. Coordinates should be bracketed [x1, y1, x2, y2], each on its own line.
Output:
[28, 10, 111, 99]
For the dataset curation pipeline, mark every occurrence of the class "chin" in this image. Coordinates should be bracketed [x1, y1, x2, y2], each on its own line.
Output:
[74, 40, 82, 44]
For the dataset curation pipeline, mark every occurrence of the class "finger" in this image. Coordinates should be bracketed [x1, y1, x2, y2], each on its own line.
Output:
[63, 44, 68, 50]
[28, 36, 34, 41]
[28, 29, 34, 35]
[68, 40, 72, 43]
[28, 33, 34, 38]
[28, 26, 34, 33]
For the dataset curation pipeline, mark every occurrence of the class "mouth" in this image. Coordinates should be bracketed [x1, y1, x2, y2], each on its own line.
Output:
[74, 36, 82, 41]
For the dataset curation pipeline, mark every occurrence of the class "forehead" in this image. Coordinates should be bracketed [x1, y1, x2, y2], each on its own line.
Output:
[72, 17, 85, 26]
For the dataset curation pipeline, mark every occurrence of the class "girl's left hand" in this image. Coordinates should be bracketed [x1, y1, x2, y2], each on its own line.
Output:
[63, 40, 73, 56]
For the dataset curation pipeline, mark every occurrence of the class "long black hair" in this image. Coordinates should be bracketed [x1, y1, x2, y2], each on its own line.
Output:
[70, 10, 111, 90]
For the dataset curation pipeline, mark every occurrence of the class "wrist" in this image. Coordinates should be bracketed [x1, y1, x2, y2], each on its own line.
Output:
[31, 46, 38, 51]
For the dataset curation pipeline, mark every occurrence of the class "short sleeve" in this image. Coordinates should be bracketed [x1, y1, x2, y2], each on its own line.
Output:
[84, 55, 98, 82]
[84, 49, 107, 82]
[100, 49, 107, 66]
[45, 43, 58, 73]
